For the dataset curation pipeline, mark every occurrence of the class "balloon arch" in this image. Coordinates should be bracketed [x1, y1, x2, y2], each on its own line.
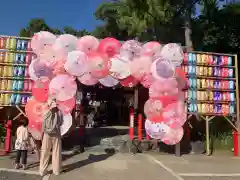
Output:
[27, 31, 187, 145]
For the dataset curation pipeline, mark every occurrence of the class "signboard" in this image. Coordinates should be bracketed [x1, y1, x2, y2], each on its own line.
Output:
[0, 36, 33, 106]
[181, 51, 237, 116]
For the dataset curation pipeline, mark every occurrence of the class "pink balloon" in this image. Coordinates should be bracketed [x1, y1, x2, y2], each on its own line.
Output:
[140, 73, 155, 88]
[53, 59, 68, 75]
[141, 41, 162, 58]
[160, 43, 184, 67]
[87, 51, 110, 79]
[77, 72, 98, 86]
[49, 74, 77, 101]
[145, 119, 170, 140]
[64, 50, 89, 76]
[109, 55, 131, 79]
[162, 126, 184, 145]
[31, 31, 56, 55]
[162, 101, 186, 127]
[149, 78, 178, 98]
[57, 97, 76, 114]
[119, 40, 142, 62]
[29, 59, 39, 81]
[53, 34, 78, 53]
[144, 99, 163, 119]
[130, 55, 152, 80]
[39, 46, 67, 67]
[76, 35, 99, 53]
[98, 37, 121, 58]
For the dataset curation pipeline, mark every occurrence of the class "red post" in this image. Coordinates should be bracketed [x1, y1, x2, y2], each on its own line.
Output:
[138, 114, 142, 141]
[129, 107, 134, 140]
[4, 120, 12, 153]
[233, 130, 238, 156]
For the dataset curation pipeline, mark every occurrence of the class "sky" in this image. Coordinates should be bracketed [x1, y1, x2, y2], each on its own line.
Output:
[0, 0, 232, 36]
[0, 0, 105, 36]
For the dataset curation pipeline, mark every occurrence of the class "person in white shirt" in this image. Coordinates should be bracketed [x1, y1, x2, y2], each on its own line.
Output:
[15, 116, 29, 170]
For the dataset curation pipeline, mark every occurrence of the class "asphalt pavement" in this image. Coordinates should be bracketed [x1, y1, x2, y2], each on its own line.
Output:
[0, 151, 239, 180]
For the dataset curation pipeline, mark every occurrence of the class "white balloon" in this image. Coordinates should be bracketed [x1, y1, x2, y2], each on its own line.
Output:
[61, 113, 73, 136]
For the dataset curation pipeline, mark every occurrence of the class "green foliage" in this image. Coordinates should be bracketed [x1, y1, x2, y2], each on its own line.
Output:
[19, 1, 240, 54]
[19, 18, 90, 37]
[192, 2, 240, 53]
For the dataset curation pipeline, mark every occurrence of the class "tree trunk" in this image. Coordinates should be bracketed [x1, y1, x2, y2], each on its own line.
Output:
[184, 8, 193, 52]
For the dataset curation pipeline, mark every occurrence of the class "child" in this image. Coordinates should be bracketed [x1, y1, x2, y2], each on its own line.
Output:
[15, 116, 29, 170]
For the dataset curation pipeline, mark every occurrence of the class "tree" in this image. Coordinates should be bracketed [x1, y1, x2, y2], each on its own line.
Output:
[192, 2, 240, 53]
[19, 18, 90, 37]
[94, 0, 185, 43]
[19, 18, 62, 37]
[63, 27, 90, 37]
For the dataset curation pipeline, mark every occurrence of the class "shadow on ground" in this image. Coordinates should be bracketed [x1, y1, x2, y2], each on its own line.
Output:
[61, 153, 114, 173]
[62, 127, 128, 150]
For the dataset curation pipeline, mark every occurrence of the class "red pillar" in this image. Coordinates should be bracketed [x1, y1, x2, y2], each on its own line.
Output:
[233, 130, 238, 156]
[129, 107, 134, 140]
[138, 114, 142, 141]
[4, 120, 12, 153]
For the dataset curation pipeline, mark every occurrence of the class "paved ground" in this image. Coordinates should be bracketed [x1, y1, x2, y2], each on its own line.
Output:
[0, 151, 240, 180]
[0, 171, 41, 180]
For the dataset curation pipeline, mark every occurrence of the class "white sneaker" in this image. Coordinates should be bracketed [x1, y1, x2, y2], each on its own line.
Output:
[39, 171, 46, 177]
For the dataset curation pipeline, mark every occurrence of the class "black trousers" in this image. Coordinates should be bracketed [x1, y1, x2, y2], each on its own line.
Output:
[15, 150, 27, 165]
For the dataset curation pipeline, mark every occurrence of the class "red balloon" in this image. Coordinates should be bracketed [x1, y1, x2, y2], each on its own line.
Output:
[87, 52, 111, 79]
[25, 98, 48, 131]
[120, 76, 138, 87]
[98, 37, 121, 58]
[32, 79, 49, 102]
[57, 97, 76, 114]
[159, 95, 178, 108]
[175, 67, 188, 90]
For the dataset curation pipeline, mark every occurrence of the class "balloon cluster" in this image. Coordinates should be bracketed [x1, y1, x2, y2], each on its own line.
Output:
[26, 31, 187, 144]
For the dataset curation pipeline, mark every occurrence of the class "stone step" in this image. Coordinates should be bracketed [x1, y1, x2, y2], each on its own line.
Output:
[85, 145, 121, 153]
